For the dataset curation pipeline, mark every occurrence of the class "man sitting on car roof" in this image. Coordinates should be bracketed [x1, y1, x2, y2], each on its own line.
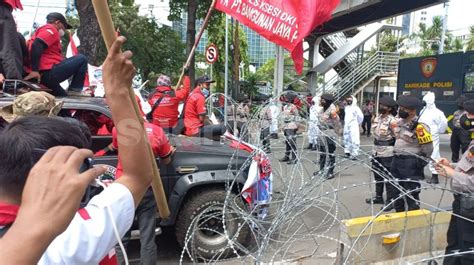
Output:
[24, 12, 88, 97]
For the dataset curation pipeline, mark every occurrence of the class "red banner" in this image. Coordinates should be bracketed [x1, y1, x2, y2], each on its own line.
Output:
[216, 0, 340, 74]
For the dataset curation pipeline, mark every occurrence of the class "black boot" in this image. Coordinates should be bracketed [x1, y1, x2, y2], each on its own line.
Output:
[382, 201, 394, 212]
[428, 174, 439, 184]
[287, 154, 297, 164]
[279, 156, 290, 162]
[366, 196, 384, 204]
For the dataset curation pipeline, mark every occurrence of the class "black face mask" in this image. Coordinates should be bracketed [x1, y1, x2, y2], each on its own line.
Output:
[347, 101, 353, 105]
[460, 114, 474, 131]
[399, 109, 409, 119]
[458, 105, 465, 110]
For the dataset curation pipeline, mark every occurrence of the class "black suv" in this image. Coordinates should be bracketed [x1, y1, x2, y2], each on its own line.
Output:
[0, 91, 256, 259]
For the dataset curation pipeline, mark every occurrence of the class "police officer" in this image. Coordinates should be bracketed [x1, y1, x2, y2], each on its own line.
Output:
[436, 100, 474, 265]
[317, 93, 342, 179]
[386, 95, 433, 212]
[366, 96, 397, 206]
[279, 92, 299, 165]
[451, 96, 471, 163]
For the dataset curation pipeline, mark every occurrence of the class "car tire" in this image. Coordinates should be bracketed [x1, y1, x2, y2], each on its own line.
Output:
[175, 189, 251, 260]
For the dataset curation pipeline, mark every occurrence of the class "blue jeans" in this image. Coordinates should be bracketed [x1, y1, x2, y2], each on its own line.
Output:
[41, 54, 87, 96]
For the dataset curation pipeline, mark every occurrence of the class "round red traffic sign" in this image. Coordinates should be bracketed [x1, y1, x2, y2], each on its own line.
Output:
[205, 44, 218, 64]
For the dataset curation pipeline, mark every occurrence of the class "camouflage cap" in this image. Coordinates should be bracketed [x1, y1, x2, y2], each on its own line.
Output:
[0, 92, 63, 122]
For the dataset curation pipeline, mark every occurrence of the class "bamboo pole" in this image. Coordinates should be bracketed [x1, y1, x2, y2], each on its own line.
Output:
[175, 0, 217, 90]
[92, 0, 170, 219]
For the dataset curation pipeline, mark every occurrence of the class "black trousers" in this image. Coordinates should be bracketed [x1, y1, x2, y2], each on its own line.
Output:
[117, 188, 157, 265]
[387, 155, 424, 212]
[283, 129, 297, 159]
[260, 127, 271, 153]
[195, 124, 226, 141]
[0, 4, 23, 79]
[451, 128, 471, 162]
[371, 156, 393, 198]
[362, 115, 372, 135]
[444, 196, 474, 265]
[319, 136, 336, 175]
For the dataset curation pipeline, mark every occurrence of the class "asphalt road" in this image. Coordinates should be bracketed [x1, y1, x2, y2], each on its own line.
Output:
[125, 133, 455, 264]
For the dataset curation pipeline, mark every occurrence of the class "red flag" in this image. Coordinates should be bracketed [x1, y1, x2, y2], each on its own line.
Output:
[215, 0, 339, 74]
[68, 32, 90, 87]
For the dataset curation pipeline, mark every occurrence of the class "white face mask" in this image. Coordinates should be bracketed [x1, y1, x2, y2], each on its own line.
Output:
[59, 29, 65, 37]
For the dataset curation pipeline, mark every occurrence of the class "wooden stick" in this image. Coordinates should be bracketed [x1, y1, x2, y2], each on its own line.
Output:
[92, 0, 170, 219]
[175, 0, 217, 90]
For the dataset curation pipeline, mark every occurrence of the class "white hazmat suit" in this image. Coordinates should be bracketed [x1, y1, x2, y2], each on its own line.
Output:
[419, 92, 448, 175]
[343, 96, 364, 157]
[308, 96, 322, 146]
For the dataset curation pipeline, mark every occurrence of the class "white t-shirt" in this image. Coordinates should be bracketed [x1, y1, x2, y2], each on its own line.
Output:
[38, 183, 135, 265]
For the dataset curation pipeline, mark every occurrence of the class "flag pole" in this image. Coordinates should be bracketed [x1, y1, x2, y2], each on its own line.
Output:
[92, 0, 170, 219]
[175, 0, 217, 90]
[224, 14, 229, 126]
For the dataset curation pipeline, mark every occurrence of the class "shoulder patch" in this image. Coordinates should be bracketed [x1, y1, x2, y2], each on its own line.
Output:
[416, 124, 432, 144]
[46, 29, 55, 35]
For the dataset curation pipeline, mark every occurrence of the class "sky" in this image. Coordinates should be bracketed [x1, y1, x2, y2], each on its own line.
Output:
[13, 0, 474, 36]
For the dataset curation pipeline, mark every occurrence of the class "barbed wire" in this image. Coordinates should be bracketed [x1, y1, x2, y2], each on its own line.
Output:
[177, 92, 473, 264]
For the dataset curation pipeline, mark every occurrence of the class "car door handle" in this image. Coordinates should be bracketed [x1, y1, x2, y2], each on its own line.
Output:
[176, 166, 199, 174]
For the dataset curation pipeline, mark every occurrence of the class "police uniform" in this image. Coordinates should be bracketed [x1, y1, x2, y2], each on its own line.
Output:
[318, 93, 342, 178]
[259, 105, 273, 153]
[444, 142, 474, 265]
[451, 97, 472, 162]
[387, 96, 434, 212]
[366, 96, 397, 205]
[279, 94, 299, 164]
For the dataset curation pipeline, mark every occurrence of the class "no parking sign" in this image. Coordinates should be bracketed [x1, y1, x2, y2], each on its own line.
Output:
[205, 44, 218, 64]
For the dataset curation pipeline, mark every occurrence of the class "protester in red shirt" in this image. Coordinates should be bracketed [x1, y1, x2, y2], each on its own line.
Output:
[25, 13, 88, 97]
[0, 0, 23, 80]
[95, 121, 174, 264]
[183, 75, 226, 140]
[148, 74, 190, 133]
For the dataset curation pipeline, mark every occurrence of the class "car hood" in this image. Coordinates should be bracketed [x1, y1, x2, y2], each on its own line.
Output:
[170, 136, 252, 172]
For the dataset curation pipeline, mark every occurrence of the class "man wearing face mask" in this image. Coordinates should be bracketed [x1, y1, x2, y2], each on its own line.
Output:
[366, 96, 397, 207]
[386, 95, 433, 212]
[435, 99, 474, 265]
[343, 95, 364, 159]
[317, 93, 342, 179]
[24, 13, 88, 97]
[419, 92, 448, 184]
[183, 75, 226, 140]
[451, 96, 471, 163]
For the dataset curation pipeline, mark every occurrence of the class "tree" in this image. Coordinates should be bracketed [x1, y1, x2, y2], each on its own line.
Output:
[75, 0, 105, 66]
[467, 26, 474, 51]
[240, 72, 259, 104]
[74, 0, 185, 83]
[410, 16, 461, 55]
[206, 14, 249, 93]
[169, 0, 215, 86]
